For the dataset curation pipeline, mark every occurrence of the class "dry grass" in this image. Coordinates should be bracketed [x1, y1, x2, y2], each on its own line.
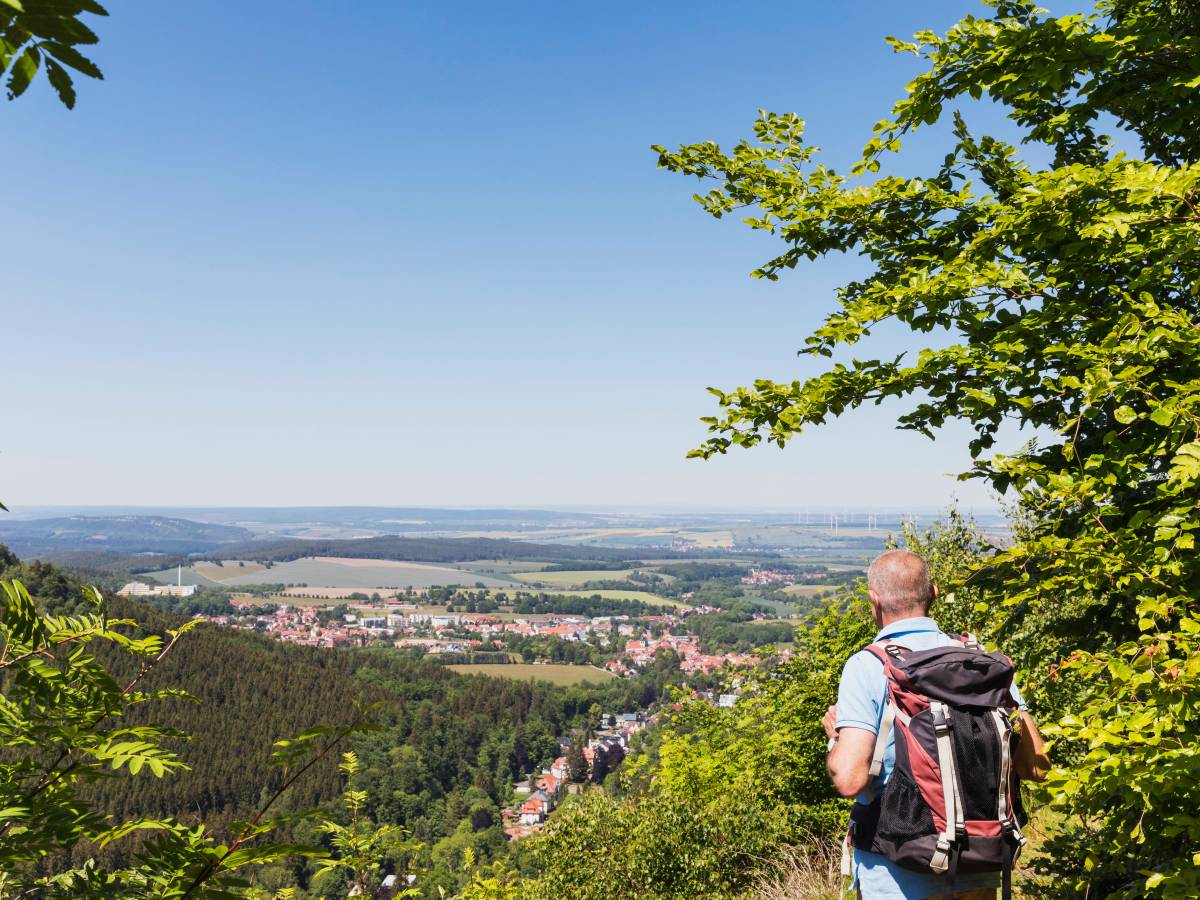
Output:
[747, 842, 844, 900]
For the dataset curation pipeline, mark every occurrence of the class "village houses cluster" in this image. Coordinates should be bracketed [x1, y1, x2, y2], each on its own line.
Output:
[502, 712, 649, 840]
[739, 567, 797, 586]
[606, 633, 758, 677]
[207, 599, 763, 676]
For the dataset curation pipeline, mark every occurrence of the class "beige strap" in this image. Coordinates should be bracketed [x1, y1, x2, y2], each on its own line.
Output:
[841, 831, 853, 878]
[869, 703, 897, 778]
[991, 708, 1028, 864]
[991, 708, 1012, 823]
[929, 701, 961, 874]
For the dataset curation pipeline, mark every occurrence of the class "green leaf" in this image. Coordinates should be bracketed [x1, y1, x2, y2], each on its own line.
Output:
[6, 45, 39, 99]
[41, 56, 74, 106]
[42, 41, 102, 79]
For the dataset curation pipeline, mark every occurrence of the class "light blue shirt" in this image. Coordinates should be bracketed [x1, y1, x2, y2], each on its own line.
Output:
[834, 616, 1026, 898]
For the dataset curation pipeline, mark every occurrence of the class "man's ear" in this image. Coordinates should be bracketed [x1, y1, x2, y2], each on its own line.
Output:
[932, 583, 940, 602]
[868, 588, 882, 625]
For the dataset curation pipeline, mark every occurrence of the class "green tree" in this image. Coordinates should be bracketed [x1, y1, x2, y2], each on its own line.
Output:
[565, 741, 588, 784]
[1, 0, 107, 108]
[654, 1, 1200, 895]
[0, 578, 368, 898]
[310, 752, 422, 898]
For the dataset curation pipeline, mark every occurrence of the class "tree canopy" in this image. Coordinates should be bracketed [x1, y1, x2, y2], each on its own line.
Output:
[655, 0, 1199, 895]
[1, 0, 106, 108]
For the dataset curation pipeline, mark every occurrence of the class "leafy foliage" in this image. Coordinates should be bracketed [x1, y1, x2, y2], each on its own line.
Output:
[654, 0, 1200, 895]
[521, 590, 874, 898]
[310, 752, 422, 898]
[0, 0, 107, 108]
[0, 575, 372, 897]
[0, 579, 191, 877]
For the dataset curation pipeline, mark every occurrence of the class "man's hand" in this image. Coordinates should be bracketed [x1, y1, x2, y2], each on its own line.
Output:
[823, 704, 839, 740]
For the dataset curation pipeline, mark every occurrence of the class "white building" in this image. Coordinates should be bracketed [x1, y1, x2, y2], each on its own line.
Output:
[117, 582, 197, 598]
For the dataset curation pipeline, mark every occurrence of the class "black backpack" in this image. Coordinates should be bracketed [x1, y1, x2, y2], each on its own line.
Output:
[844, 636, 1028, 900]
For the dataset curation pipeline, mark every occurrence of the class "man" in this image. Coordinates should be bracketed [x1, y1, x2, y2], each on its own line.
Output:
[822, 550, 1050, 900]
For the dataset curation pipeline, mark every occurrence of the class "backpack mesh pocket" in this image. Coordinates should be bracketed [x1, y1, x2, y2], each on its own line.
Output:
[877, 767, 935, 846]
[951, 708, 1001, 820]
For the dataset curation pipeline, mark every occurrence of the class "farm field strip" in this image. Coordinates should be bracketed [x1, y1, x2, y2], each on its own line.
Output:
[510, 569, 636, 586]
[780, 583, 837, 598]
[453, 560, 554, 575]
[540, 589, 685, 607]
[510, 567, 676, 587]
[149, 557, 520, 590]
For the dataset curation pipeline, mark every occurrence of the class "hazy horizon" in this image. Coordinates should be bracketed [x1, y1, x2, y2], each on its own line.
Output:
[3, 501, 1003, 518]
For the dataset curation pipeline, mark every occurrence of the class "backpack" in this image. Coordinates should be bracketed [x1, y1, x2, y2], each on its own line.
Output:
[844, 635, 1028, 900]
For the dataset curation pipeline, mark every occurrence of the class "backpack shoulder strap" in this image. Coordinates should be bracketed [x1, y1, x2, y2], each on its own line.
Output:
[863, 642, 910, 663]
[864, 643, 888, 663]
[861, 643, 912, 777]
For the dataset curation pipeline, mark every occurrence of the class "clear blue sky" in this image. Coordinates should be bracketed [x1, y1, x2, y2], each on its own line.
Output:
[6, 0, 1061, 511]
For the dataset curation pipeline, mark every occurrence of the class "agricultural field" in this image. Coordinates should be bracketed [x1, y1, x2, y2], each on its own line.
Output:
[781, 583, 837, 599]
[454, 560, 553, 576]
[510, 569, 635, 587]
[511, 567, 675, 587]
[638, 558, 751, 567]
[672, 530, 736, 548]
[189, 561, 267, 582]
[542, 589, 686, 607]
[445, 663, 615, 685]
[148, 556, 519, 590]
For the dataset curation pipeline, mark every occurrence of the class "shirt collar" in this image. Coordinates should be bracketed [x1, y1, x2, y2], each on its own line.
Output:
[875, 616, 940, 642]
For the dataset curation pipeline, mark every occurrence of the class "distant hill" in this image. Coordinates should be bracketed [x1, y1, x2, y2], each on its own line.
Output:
[7, 505, 615, 533]
[203, 534, 733, 565]
[0, 515, 252, 555]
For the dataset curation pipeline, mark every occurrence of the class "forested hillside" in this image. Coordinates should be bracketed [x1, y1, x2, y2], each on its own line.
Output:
[0, 516, 252, 555]
[0, 547, 680, 895]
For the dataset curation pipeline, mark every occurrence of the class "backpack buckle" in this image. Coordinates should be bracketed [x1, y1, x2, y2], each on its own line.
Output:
[930, 837, 953, 874]
[1001, 819, 1026, 844]
[931, 704, 952, 736]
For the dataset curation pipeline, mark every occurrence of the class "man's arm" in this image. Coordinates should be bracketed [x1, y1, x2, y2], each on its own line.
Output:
[823, 704, 876, 798]
[1013, 710, 1050, 782]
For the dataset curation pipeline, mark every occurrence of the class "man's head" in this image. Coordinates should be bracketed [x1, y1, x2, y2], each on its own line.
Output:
[866, 550, 937, 626]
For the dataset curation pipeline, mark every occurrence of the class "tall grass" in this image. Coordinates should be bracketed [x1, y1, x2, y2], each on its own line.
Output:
[747, 841, 844, 900]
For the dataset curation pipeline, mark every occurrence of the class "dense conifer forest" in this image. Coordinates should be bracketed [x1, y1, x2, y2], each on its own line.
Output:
[0, 547, 679, 894]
